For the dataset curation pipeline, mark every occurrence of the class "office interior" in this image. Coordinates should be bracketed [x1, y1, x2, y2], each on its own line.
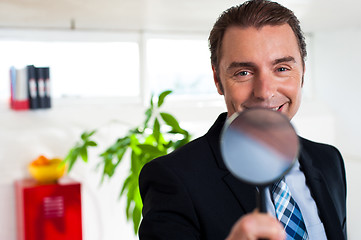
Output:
[1, 0, 361, 239]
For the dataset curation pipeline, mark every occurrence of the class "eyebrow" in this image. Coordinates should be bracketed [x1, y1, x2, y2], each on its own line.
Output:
[226, 62, 256, 72]
[272, 56, 296, 65]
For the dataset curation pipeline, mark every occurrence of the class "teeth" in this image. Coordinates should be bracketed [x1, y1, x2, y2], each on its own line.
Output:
[271, 106, 280, 111]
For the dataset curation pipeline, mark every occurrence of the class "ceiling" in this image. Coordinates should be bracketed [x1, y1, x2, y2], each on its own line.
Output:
[0, 0, 360, 34]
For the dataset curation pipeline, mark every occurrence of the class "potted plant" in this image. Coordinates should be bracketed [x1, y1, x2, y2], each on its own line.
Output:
[62, 90, 191, 234]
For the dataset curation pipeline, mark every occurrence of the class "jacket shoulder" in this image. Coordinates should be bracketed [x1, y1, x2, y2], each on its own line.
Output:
[300, 137, 343, 159]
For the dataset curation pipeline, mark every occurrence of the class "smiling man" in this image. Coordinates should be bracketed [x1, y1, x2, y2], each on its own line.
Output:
[139, 1, 347, 239]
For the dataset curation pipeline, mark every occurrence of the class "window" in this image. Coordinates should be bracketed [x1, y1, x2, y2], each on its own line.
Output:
[146, 37, 216, 97]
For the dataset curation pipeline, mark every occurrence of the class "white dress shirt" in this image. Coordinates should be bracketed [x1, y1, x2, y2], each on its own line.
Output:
[265, 160, 328, 239]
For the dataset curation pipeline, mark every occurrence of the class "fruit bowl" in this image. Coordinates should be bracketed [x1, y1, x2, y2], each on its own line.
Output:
[28, 155, 66, 184]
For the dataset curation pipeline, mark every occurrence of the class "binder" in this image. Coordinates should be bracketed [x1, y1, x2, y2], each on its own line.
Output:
[10, 66, 16, 104]
[27, 65, 39, 109]
[37, 67, 47, 108]
[43, 67, 51, 108]
[10, 67, 29, 110]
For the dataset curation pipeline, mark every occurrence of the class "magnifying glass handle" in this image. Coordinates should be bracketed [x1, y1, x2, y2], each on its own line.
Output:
[257, 186, 267, 213]
[257, 187, 269, 240]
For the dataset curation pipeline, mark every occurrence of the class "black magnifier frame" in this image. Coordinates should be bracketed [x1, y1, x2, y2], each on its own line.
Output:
[220, 108, 300, 212]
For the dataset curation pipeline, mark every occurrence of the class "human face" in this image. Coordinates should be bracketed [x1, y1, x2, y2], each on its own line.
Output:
[213, 24, 304, 119]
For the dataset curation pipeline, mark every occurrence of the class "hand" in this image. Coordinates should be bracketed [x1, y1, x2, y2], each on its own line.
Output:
[225, 211, 285, 240]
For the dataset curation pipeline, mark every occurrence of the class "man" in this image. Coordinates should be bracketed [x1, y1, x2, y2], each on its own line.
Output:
[139, 0, 347, 239]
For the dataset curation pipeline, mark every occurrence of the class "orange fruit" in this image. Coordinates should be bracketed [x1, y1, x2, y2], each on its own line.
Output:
[28, 156, 66, 184]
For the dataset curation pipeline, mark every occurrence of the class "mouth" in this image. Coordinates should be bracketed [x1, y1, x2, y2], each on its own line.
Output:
[271, 104, 285, 112]
[244, 103, 285, 112]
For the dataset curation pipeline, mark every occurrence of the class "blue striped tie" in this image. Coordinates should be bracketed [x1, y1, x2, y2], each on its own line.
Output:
[271, 178, 309, 240]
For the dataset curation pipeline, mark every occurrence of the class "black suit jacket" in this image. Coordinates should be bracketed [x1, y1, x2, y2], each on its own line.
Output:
[139, 113, 347, 240]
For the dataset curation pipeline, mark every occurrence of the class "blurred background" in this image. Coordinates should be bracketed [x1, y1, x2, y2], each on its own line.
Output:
[1, 0, 361, 239]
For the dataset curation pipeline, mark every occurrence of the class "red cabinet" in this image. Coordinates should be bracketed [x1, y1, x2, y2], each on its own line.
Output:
[15, 178, 83, 240]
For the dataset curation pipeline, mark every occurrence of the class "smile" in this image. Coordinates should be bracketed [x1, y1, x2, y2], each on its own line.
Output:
[271, 104, 284, 112]
[244, 104, 285, 112]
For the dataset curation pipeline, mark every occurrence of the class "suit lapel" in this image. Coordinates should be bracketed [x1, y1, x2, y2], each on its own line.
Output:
[223, 173, 258, 213]
[299, 142, 345, 240]
[206, 112, 258, 214]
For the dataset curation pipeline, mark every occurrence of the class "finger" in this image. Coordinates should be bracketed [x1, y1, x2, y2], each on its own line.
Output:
[226, 212, 285, 240]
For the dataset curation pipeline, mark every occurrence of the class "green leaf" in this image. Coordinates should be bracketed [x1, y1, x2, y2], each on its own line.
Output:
[150, 93, 154, 109]
[132, 205, 142, 234]
[107, 138, 129, 154]
[144, 134, 156, 145]
[87, 130, 96, 137]
[64, 148, 78, 172]
[120, 176, 132, 197]
[130, 151, 140, 173]
[125, 196, 132, 220]
[153, 118, 160, 142]
[173, 138, 190, 149]
[80, 146, 88, 162]
[80, 132, 87, 141]
[102, 153, 119, 178]
[157, 90, 172, 107]
[129, 127, 141, 135]
[160, 112, 182, 131]
[163, 140, 174, 149]
[137, 144, 164, 156]
[126, 179, 137, 219]
[143, 108, 153, 130]
[86, 141, 98, 147]
[63, 147, 74, 162]
[129, 135, 141, 155]
[67, 156, 77, 172]
[134, 187, 143, 210]
[168, 129, 188, 135]
[80, 130, 96, 141]
[156, 132, 167, 147]
[116, 147, 127, 163]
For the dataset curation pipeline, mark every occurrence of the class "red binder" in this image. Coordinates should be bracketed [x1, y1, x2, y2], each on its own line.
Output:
[15, 178, 83, 240]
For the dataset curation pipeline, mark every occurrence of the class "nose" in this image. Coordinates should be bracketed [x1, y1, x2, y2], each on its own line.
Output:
[252, 71, 276, 101]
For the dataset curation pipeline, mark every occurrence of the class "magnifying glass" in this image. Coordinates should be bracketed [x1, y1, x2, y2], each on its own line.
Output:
[220, 108, 299, 212]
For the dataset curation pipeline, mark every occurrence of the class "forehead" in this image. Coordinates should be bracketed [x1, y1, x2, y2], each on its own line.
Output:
[220, 24, 301, 65]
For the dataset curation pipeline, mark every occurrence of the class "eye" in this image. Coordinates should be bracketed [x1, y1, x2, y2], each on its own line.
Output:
[236, 71, 250, 76]
[277, 67, 289, 72]
[233, 69, 253, 82]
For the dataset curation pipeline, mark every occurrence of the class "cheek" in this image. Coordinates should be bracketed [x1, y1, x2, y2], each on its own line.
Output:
[292, 79, 303, 100]
[225, 83, 252, 103]
[282, 75, 303, 98]
[285, 80, 303, 118]
[223, 82, 253, 116]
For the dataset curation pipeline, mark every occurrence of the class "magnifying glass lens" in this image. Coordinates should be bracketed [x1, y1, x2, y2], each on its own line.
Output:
[220, 108, 299, 186]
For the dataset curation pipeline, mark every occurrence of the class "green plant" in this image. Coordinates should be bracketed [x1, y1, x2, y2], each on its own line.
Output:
[63, 90, 191, 234]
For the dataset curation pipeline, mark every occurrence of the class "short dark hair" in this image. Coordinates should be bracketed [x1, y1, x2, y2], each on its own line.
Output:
[209, 0, 307, 73]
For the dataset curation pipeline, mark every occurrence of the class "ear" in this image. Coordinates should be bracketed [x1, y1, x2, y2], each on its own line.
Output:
[212, 65, 224, 95]
[301, 65, 306, 87]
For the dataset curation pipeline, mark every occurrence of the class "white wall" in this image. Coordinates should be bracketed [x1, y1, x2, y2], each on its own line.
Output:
[313, 29, 361, 158]
[308, 28, 361, 240]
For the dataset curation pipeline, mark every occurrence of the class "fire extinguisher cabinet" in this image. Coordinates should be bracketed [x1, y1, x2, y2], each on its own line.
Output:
[15, 178, 83, 240]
